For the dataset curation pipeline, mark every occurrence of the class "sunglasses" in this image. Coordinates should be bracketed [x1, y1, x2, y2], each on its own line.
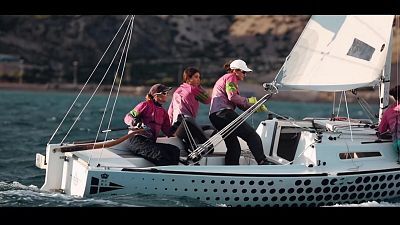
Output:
[154, 91, 169, 96]
[238, 70, 247, 74]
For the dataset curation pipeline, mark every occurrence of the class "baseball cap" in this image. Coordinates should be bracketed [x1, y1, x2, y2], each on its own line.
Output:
[148, 83, 172, 96]
[230, 59, 253, 72]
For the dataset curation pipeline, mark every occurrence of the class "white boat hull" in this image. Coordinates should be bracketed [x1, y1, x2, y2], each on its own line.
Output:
[36, 118, 400, 206]
[81, 166, 400, 207]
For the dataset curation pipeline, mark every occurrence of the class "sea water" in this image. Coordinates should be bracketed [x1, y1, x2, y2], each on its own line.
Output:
[1, 89, 399, 207]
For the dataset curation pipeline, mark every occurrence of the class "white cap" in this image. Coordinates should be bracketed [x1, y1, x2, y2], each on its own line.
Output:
[230, 59, 252, 72]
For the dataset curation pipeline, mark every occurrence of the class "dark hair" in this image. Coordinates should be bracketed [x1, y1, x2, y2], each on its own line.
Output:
[183, 67, 200, 83]
[390, 85, 400, 100]
[146, 83, 172, 101]
[224, 60, 233, 73]
[145, 94, 153, 101]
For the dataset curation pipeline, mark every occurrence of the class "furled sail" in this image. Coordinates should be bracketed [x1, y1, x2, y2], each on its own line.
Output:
[274, 15, 394, 92]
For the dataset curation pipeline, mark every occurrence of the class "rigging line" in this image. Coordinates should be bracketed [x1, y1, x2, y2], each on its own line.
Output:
[188, 93, 271, 161]
[104, 15, 135, 139]
[266, 110, 314, 132]
[266, 110, 295, 121]
[358, 101, 374, 122]
[193, 83, 277, 159]
[60, 16, 133, 144]
[343, 91, 353, 141]
[95, 19, 132, 146]
[396, 15, 399, 105]
[95, 16, 135, 165]
[206, 97, 266, 146]
[332, 91, 336, 117]
[48, 15, 130, 145]
[344, 142, 361, 169]
[396, 15, 400, 95]
[182, 117, 197, 152]
[336, 91, 343, 117]
[193, 83, 278, 155]
[397, 15, 399, 163]
[218, 100, 263, 142]
[358, 97, 376, 121]
[351, 89, 375, 118]
[90, 16, 135, 166]
[352, 90, 376, 121]
[360, 97, 376, 118]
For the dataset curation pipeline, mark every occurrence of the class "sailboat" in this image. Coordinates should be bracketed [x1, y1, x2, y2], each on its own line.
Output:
[35, 15, 400, 207]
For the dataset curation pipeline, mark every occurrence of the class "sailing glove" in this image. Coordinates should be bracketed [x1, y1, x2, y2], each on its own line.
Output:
[127, 114, 143, 128]
[247, 96, 268, 113]
[256, 104, 268, 113]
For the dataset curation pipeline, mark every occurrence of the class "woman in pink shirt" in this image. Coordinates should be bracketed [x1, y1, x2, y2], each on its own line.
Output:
[379, 85, 400, 152]
[209, 59, 270, 165]
[124, 83, 180, 166]
[168, 67, 211, 153]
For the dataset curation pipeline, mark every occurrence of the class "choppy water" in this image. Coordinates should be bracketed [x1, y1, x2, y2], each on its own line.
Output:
[1, 89, 399, 207]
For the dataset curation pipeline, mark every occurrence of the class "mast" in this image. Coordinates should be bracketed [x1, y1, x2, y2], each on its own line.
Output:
[379, 28, 394, 123]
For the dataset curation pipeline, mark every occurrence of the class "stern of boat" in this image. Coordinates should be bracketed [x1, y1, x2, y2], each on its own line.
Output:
[36, 144, 88, 197]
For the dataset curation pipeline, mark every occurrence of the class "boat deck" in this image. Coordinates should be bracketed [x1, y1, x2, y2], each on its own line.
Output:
[68, 146, 262, 170]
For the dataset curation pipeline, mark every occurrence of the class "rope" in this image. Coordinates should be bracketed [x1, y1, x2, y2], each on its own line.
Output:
[92, 15, 135, 166]
[336, 91, 343, 117]
[396, 15, 399, 163]
[60, 15, 134, 144]
[351, 90, 378, 122]
[187, 90, 274, 163]
[181, 116, 197, 152]
[343, 91, 353, 141]
[47, 15, 131, 145]
[332, 91, 336, 118]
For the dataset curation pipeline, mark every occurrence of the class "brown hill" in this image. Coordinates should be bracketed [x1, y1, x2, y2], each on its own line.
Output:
[0, 15, 398, 103]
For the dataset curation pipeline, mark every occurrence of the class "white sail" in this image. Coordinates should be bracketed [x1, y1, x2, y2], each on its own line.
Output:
[274, 15, 394, 92]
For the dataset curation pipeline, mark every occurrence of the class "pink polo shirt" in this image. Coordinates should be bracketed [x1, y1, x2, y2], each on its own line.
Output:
[209, 73, 251, 115]
[379, 102, 400, 141]
[168, 83, 211, 124]
[124, 99, 173, 140]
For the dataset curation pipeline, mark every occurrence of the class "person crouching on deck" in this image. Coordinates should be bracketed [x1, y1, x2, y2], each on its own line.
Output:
[124, 84, 180, 166]
[208, 59, 271, 165]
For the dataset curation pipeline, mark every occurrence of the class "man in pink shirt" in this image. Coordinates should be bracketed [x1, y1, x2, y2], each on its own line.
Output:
[209, 59, 271, 165]
[379, 85, 400, 152]
[168, 67, 211, 153]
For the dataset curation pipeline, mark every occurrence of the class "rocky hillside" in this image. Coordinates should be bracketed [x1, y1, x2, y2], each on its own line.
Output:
[0, 15, 398, 91]
[0, 15, 310, 86]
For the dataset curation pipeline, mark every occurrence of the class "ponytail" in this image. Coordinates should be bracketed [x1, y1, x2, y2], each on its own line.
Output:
[224, 60, 233, 73]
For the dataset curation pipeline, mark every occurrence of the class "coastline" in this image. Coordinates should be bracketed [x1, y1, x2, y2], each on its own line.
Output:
[0, 82, 149, 96]
[0, 82, 380, 103]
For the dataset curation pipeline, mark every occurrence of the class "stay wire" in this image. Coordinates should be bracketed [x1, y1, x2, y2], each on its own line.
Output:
[187, 93, 272, 162]
[182, 116, 197, 152]
[92, 15, 135, 166]
[60, 16, 133, 144]
[48, 15, 130, 145]
[344, 91, 354, 142]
